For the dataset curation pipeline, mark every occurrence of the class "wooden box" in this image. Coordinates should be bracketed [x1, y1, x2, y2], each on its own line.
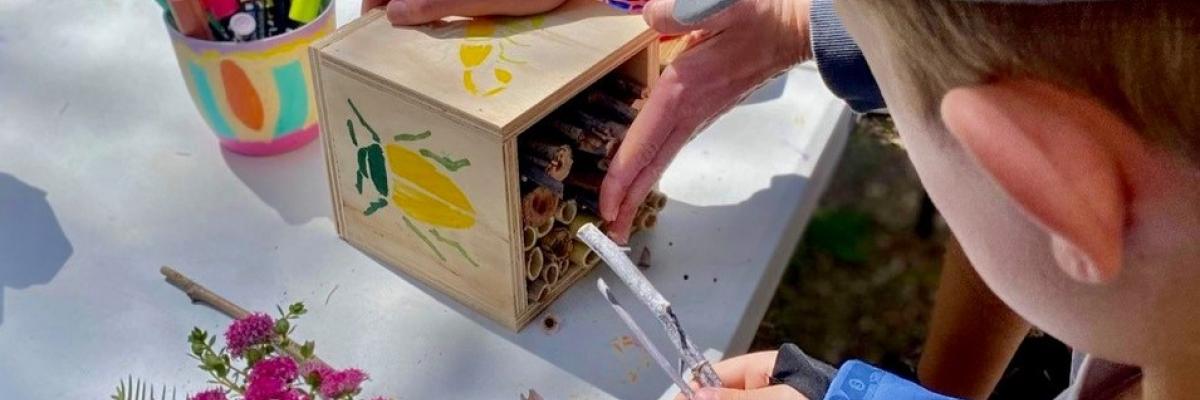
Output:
[310, 0, 659, 330]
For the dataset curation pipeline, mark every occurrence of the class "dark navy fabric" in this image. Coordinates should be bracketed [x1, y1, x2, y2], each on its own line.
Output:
[809, 0, 885, 112]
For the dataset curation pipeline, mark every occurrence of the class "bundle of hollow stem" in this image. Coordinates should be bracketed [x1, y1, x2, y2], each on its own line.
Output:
[520, 75, 665, 304]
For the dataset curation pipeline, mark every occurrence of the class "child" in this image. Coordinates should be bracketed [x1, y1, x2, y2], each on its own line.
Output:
[376, 0, 1199, 397]
[660, 0, 1200, 399]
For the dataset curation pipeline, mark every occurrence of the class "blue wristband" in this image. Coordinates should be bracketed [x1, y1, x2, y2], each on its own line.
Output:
[823, 360, 961, 400]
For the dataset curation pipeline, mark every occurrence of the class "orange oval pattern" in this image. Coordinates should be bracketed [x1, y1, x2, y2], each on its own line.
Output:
[220, 60, 264, 130]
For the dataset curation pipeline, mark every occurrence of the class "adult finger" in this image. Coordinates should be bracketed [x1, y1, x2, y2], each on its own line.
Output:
[642, 0, 744, 35]
[362, 0, 390, 14]
[387, 0, 568, 25]
[693, 385, 807, 400]
[601, 33, 747, 240]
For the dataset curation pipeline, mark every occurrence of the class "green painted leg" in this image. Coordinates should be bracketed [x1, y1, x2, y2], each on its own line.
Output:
[403, 216, 446, 262]
[430, 229, 480, 268]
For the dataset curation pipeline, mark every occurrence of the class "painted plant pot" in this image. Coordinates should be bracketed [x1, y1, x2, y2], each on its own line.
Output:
[164, 5, 334, 156]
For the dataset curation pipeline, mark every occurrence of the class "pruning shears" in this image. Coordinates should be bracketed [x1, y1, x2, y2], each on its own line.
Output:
[576, 224, 721, 399]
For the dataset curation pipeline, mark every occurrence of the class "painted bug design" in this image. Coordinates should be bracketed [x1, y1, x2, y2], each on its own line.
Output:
[458, 16, 546, 97]
[346, 98, 480, 267]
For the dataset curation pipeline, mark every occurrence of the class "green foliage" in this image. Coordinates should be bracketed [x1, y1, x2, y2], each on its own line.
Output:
[111, 376, 176, 400]
[802, 208, 873, 264]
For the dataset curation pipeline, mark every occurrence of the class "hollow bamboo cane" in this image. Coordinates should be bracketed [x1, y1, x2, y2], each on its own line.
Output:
[570, 241, 600, 269]
[525, 247, 544, 281]
[542, 259, 561, 286]
[527, 279, 548, 303]
[555, 199, 578, 225]
[522, 225, 538, 251]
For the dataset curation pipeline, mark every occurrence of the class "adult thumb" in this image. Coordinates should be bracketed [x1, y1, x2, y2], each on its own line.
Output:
[694, 385, 807, 400]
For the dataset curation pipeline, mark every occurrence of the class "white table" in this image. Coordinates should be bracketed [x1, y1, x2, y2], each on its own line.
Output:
[0, 1, 851, 398]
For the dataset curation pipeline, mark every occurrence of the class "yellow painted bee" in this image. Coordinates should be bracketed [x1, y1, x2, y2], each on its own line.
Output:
[346, 98, 479, 267]
[458, 16, 546, 97]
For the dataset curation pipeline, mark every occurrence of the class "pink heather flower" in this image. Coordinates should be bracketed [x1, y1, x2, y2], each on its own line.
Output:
[299, 360, 334, 384]
[279, 389, 311, 400]
[225, 313, 275, 357]
[250, 356, 299, 383]
[244, 376, 287, 400]
[188, 388, 228, 400]
[318, 368, 368, 399]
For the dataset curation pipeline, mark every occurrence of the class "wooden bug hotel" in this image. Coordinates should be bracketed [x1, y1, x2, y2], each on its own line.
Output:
[310, 0, 667, 330]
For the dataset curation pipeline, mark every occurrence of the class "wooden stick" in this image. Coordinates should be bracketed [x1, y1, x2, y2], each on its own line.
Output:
[520, 164, 564, 195]
[570, 109, 627, 141]
[160, 266, 325, 365]
[525, 247, 544, 281]
[521, 140, 574, 181]
[547, 119, 612, 156]
[527, 279, 548, 303]
[584, 90, 638, 125]
[600, 75, 648, 102]
[521, 186, 560, 227]
[555, 199, 578, 225]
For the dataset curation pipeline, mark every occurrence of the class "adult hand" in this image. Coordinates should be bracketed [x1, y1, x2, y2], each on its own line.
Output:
[673, 351, 808, 400]
[361, 0, 568, 25]
[601, 0, 814, 243]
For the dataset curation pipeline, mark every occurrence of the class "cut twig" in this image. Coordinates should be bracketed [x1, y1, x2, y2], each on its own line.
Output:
[521, 139, 574, 181]
[547, 119, 612, 156]
[600, 75, 648, 101]
[520, 164, 565, 195]
[584, 90, 638, 125]
[521, 186, 560, 227]
[160, 266, 325, 365]
[534, 216, 555, 238]
[538, 226, 572, 261]
[525, 247, 544, 281]
[570, 109, 627, 141]
[575, 224, 721, 388]
[645, 190, 668, 210]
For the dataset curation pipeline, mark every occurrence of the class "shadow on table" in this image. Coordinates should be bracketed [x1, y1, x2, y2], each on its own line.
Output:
[222, 142, 332, 225]
[379, 174, 810, 399]
[742, 73, 789, 105]
[0, 173, 73, 326]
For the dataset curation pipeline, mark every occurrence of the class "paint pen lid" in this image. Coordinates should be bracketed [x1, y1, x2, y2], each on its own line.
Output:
[203, 0, 240, 19]
[229, 13, 257, 38]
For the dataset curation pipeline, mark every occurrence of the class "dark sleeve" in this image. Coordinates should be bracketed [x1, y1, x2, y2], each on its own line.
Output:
[770, 343, 838, 400]
[809, 0, 886, 113]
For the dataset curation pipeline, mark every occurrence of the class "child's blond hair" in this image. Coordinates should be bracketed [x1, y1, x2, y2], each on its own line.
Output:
[844, 0, 1199, 162]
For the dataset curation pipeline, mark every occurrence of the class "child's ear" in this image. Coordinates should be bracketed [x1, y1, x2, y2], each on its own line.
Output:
[940, 79, 1132, 284]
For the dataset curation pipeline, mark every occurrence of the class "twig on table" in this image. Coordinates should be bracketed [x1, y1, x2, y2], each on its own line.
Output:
[160, 266, 325, 365]
[597, 278, 694, 399]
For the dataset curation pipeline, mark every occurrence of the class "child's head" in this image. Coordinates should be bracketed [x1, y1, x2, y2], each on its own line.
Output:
[836, 0, 1200, 368]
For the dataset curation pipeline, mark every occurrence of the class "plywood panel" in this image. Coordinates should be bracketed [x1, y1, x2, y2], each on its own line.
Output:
[319, 0, 653, 136]
[317, 60, 517, 323]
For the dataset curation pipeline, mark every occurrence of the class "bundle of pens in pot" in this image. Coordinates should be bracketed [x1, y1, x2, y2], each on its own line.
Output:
[518, 75, 669, 305]
[162, 0, 334, 156]
[166, 0, 328, 42]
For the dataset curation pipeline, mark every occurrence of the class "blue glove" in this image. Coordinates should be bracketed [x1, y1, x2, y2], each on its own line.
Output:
[824, 360, 961, 400]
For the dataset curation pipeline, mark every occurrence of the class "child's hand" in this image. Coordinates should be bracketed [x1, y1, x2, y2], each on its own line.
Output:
[601, 0, 814, 243]
[674, 351, 809, 400]
[361, 0, 568, 25]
